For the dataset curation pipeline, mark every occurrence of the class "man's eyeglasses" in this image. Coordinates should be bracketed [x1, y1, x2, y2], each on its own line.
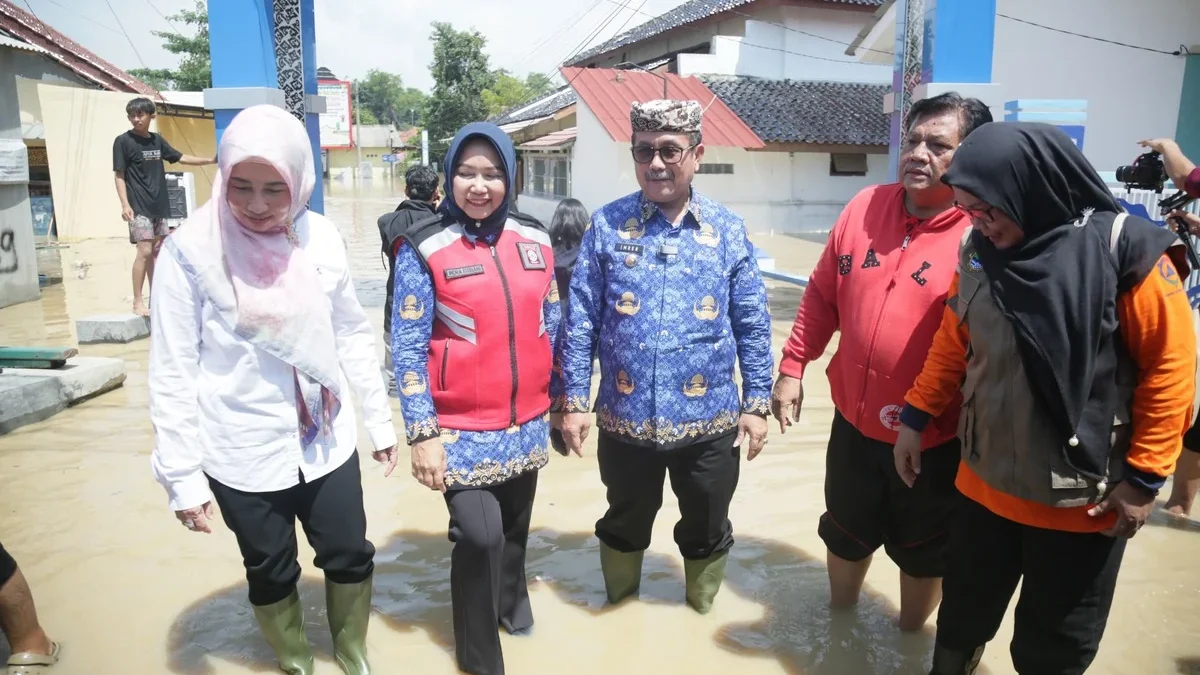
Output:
[630, 144, 695, 165]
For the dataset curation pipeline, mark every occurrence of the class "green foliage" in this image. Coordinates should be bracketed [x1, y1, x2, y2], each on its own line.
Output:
[128, 0, 210, 92]
[426, 22, 494, 156]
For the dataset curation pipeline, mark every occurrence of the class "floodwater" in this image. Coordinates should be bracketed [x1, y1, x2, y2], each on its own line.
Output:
[1, 178, 1199, 675]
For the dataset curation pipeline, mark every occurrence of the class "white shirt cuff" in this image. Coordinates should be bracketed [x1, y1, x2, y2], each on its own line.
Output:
[366, 422, 398, 452]
[166, 473, 213, 512]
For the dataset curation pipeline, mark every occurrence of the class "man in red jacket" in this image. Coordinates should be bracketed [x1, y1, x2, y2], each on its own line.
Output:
[770, 92, 992, 631]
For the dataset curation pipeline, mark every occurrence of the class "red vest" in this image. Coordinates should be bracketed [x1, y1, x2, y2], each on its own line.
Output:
[403, 215, 556, 431]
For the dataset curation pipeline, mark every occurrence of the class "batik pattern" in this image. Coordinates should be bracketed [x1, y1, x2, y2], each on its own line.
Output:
[272, 0, 305, 122]
[554, 190, 773, 447]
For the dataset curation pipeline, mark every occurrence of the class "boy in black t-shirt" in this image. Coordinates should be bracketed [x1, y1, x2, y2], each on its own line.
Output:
[113, 97, 215, 316]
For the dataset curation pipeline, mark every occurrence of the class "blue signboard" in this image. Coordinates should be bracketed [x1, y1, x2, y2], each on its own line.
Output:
[1057, 124, 1086, 151]
[381, 154, 398, 164]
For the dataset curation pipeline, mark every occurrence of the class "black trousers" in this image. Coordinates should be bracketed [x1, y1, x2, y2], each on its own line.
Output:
[0, 540, 15, 588]
[936, 496, 1126, 675]
[595, 429, 740, 559]
[208, 451, 375, 607]
[443, 470, 538, 675]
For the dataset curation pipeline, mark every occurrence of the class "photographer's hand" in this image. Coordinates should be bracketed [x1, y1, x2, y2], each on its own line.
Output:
[1139, 138, 1196, 192]
[1168, 210, 1200, 237]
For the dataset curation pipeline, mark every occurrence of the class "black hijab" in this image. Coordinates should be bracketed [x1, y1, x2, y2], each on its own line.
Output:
[943, 122, 1180, 476]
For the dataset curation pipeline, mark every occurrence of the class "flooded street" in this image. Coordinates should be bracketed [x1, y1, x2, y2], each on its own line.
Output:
[1, 179, 1199, 675]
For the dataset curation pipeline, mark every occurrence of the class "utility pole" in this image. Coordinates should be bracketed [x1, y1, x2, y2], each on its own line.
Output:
[354, 81, 363, 181]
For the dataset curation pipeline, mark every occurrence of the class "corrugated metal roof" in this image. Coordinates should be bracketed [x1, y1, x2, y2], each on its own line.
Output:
[491, 87, 578, 126]
[700, 75, 889, 145]
[519, 127, 578, 149]
[0, 33, 47, 55]
[563, 66, 763, 149]
[568, 0, 885, 66]
[499, 115, 553, 134]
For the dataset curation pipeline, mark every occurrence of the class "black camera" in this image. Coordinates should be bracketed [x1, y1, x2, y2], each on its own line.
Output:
[1116, 151, 1168, 192]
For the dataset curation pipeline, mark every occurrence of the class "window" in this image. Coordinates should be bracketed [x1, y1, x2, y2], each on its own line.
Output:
[696, 163, 734, 175]
[524, 155, 572, 199]
[830, 153, 868, 177]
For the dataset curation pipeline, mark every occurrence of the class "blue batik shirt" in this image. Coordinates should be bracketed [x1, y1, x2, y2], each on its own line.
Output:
[552, 189, 773, 448]
[392, 228, 561, 488]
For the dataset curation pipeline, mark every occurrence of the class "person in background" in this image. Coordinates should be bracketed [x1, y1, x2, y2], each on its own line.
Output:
[546, 197, 589, 456]
[0, 544, 59, 673]
[896, 122, 1196, 674]
[113, 96, 215, 317]
[377, 164, 442, 396]
[770, 92, 992, 631]
[149, 105, 397, 675]
[556, 99, 773, 615]
[1138, 137, 1200, 518]
[390, 122, 564, 675]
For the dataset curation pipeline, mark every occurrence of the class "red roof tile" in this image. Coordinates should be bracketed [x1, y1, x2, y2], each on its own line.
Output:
[519, 127, 578, 149]
[0, 0, 158, 97]
[562, 67, 763, 149]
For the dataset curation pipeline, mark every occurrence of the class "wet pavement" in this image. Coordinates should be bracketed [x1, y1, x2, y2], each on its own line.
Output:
[1, 178, 1199, 674]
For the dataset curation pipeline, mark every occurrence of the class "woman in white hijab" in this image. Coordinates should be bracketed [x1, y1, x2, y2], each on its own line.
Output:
[148, 105, 397, 675]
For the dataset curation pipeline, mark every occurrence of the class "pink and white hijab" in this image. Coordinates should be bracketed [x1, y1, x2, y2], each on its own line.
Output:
[164, 104, 341, 447]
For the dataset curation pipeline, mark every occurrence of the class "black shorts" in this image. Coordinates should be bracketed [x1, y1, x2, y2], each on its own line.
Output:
[1183, 419, 1200, 452]
[817, 410, 961, 578]
[0, 540, 16, 587]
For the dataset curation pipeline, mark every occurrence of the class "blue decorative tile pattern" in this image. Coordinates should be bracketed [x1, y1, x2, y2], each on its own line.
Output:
[554, 190, 773, 447]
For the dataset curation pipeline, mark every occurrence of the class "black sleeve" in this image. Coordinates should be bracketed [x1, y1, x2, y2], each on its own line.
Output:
[160, 136, 183, 164]
[113, 135, 127, 172]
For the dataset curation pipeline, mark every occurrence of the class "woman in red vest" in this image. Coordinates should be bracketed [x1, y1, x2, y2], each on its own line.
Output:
[389, 123, 564, 675]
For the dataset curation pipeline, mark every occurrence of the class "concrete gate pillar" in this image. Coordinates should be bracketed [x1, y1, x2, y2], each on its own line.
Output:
[205, 0, 325, 213]
[887, 0, 1000, 180]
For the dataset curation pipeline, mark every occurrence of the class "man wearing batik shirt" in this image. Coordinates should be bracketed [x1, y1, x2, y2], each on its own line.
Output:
[555, 99, 773, 615]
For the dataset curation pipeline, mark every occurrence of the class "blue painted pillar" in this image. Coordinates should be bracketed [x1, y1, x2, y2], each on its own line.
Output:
[206, 0, 324, 213]
[888, 0, 998, 179]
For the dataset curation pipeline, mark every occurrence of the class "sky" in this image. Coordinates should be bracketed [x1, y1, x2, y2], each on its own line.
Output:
[17, 0, 693, 92]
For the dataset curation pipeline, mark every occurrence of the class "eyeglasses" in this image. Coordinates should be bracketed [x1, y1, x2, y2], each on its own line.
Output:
[954, 201, 996, 223]
[630, 144, 696, 165]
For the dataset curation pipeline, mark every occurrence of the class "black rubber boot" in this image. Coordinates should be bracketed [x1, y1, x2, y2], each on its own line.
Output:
[929, 642, 985, 675]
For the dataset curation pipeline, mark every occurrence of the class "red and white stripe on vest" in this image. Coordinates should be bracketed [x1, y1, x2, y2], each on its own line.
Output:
[402, 215, 556, 431]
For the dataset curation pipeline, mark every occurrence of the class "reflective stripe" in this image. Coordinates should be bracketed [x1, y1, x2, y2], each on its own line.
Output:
[418, 223, 465, 261]
[437, 313, 478, 344]
[436, 301, 475, 329]
[505, 218, 552, 247]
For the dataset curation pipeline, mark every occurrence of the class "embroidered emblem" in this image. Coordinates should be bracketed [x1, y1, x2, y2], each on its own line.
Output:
[445, 264, 485, 280]
[694, 222, 720, 247]
[615, 291, 641, 316]
[861, 248, 881, 268]
[693, 295, 719, 320]
[399, 294, 425, 320]
[968, 252, 983, 271]
[879, 404, 902, 431]
[683, 374, 709, 398]
[616, 370, 635, 395]
[911, 261, 932, 286]
[1158, 257, 1180, 287]
[548, 283, 560, 303]
[619, 218, 645, 240]
[517, 242, 546, 270]
[439, 428, 460, 444]
[400, 372, 427, 396]
[838, 254, 852, 276]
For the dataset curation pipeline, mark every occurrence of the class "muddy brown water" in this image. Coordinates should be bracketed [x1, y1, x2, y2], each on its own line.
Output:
[1, 179, 1198, 674]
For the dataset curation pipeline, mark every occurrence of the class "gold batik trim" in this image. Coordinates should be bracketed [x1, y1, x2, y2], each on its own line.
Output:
[445, 445, 551, 487]
[559, 394, 591, 414]
[595, 407, 739, 445]
[742, 396, 770, 416]
[406, 417, 440, 442]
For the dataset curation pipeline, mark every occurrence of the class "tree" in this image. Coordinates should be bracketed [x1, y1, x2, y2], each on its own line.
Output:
[426, 22, 494, 157]
[525, 72, 554, 98]
[129, 0, 210, 91]
[353, 70, 428, 128]
[481, 71, 533, 117]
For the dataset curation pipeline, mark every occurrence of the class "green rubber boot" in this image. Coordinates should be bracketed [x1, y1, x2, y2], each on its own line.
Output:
[684, 551, 729, 615]
[251, 589, 315, 675]
[599, 542, 644, 604]
[326, 575, 374, 675]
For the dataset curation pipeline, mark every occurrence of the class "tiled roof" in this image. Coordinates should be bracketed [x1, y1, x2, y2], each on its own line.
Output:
[563, 66, 763, 149]
[490, 86, 578, 126]
[0, 0, 157, 96]
[567, 0, 884, 66]
[699, 75, 889, 146]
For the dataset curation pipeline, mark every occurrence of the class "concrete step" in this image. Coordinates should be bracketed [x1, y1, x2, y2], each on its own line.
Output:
[0, 357, 127, 435]
[76, 314, 150, 344]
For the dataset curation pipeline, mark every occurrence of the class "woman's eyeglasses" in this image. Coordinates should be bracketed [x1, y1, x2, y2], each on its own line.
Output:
[630, 144, 695, 165]
[954, 201, 996, 223]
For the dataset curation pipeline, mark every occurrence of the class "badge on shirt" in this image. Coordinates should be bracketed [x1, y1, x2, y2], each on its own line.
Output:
[517, 242, 546, 270]
[445, 264, 486, 280]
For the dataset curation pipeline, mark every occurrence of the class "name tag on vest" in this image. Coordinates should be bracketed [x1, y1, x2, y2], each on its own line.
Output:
[614, 243, 644, 255]
[517, 242, 546, 270]
[445, 264, 485, 280]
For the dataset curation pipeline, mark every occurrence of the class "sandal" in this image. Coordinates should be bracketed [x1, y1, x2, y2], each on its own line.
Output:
[7, 641, 61, 674]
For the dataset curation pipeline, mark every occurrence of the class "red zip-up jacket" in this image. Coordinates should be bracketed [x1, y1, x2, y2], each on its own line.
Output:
[779, 183, 969, 448]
